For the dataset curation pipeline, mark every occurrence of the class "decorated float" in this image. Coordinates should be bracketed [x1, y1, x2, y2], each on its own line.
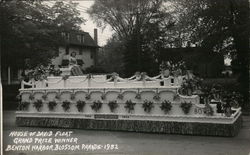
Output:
[16, 64, 242, 137]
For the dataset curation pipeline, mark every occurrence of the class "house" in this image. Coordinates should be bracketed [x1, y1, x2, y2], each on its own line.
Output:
[1, 29, 99, 85]
[52, 29, 99, 69]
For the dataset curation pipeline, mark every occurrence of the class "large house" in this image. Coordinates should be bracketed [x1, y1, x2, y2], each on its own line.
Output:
[52, 29, 99, 69]
[1, 29, 99, 85]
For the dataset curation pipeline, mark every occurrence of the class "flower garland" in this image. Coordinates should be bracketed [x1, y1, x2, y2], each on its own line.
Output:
[48, 66, 61, 76]
[47, 101, 57, 111]
[16, 94, 22, 101]
[124, 100, 136, 113]
[22, 65, 63, 81]
[86, 74, 92, 79]
[32, 65, 47, 81]
[42, 93, 47, 100]
[140, 72, 147, 81]
[223, 105, 232, 117]
[153, 93, 160, 101]
[117, 93, 123, 100]
[101, 93, 106, 100]
[204, 103, 214, 116]
[76, 100, 86, 112]
[18, 101, 30, 111]
[55, 92, 61, 100]
[33, 100, 43, 112]
[108, 100, 119, 112]
[85, 93, 91, 100]
[111, 72, 118, 80]
[62, 75, 70, 81]
[142, 100, 154, 113]
[173, 94, 180, 101]
[180, 102, 192, 114]
[62, 101, 71, 112]
[221, 94, 233, 117]
[135, 93, 141, 100]
[229, 92, 243, 108]
[179, 77, 202, 96]
[91, 100, 102, 112]
[70, 93, 76, 100]
[160, 100, 172, 114]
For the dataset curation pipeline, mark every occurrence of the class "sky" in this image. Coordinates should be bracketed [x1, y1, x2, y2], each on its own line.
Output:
[45, 0, 114, 46]
[75, 1, 114, 46]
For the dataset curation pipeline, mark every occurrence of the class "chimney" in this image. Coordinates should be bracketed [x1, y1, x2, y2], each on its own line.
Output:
[94, 28, 98, 45]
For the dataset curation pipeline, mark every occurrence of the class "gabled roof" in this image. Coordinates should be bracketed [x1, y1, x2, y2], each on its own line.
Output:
[62, 30, 99, 48]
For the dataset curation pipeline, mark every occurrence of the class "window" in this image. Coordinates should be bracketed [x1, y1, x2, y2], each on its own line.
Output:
[77, 59, 84, 66]
[66, 46, 69, 55]
[160, 81, 164, 86]
[77, 35, 81, 43]
[90, 50, 95, 59]
[81, 34, 84, 43]
[66, 33, 70, 41]
[61, 59, 69, 67]
[79, 47, 83, 55]
[61, 32, 66, 38]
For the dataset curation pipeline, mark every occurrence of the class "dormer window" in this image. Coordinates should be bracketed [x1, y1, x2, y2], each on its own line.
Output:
[77, 35, 81, 43]
[61, 32, 66, 38]
[62, 32, 69, 41]
[81, 34, 84, 43]
[77, 34, 84, 43]
[66, 33, 70, 41]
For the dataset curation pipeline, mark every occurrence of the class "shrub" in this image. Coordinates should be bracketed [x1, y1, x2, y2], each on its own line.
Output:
[91, 100, 102, 112]
[108, 100, 119, 112]
[19, 102, 30, 111]
[180, 102, 192, 114]
[33, 100, 43, 111]
[47, 101, 57, 111]
[160, 100, 172, 114]
[62, 101, 71, 112]
[142, 100, 154, 113]
[76, 100, 86, 112]
[124, 100, 136, 113]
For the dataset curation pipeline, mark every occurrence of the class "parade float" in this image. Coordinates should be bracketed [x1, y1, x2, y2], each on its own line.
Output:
[16, 64, 242, 137]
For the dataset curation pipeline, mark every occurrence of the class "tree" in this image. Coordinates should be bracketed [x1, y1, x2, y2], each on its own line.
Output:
[98, 35, 124, 75]
[88, 0, 173, 76]
[0, 1, 85, 69]
[171, 0, 249, 105]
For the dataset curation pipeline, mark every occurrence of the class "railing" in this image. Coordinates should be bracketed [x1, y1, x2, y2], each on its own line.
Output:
[21, 74, 186, 89]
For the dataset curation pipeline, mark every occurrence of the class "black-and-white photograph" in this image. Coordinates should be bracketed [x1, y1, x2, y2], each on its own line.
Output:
[1, 0, 249, 155]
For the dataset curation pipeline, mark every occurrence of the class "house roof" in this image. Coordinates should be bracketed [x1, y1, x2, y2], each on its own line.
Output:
[63, 30, 99, 48]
